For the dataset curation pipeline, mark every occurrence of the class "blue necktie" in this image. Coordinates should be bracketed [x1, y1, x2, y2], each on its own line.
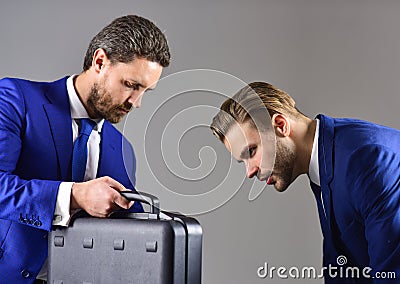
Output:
[72, 118, 96, 182]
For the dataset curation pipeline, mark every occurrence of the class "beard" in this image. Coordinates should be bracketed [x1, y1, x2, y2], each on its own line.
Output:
[272, 139, 296, 192]
[87, 83, 133, 123]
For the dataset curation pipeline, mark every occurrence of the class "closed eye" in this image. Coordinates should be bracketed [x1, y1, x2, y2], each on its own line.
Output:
[239, 145, 257, 162]
[124, 81, 140, 91]
[248, 146, 256, 158]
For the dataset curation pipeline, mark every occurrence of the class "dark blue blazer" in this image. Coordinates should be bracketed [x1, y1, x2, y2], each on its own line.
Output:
[316, 114, 400, 283]
[0, 77, 142, 283]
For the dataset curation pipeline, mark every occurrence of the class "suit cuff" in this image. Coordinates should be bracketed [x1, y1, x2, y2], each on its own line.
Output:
[53, 182, 74, 226]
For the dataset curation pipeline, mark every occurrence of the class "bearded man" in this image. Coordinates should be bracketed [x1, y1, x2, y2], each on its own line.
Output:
[211, 82, 400, 283]
[0, 15, 170, 283]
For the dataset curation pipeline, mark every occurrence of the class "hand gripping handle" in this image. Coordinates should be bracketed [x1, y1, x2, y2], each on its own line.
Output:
[120, 191, 160, 215]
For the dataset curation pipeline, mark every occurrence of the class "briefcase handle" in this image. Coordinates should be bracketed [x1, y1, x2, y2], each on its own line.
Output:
[120, 191, 160, 215]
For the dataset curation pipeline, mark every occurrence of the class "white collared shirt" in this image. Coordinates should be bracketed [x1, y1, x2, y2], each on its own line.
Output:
[309, 119, 320, 186]
[308, 118, 327, 219]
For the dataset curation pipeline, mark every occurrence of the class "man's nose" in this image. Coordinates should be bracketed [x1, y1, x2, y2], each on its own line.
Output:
[129, 92, 144, 108]
[246, 164, 259, 179]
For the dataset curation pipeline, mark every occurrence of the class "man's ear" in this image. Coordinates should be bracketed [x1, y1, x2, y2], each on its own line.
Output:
[91, 48, 109, 73]
[271, 113, 291, 137]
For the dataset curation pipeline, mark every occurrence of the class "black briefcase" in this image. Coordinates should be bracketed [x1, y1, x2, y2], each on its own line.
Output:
[48, 191, 203, 284]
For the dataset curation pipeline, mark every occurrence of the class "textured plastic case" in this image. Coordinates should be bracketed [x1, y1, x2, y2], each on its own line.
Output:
[47, 192, 202, 284]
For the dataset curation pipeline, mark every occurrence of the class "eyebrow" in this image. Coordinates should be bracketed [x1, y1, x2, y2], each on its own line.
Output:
[129, 79, 156, 91]
[132, 80, 146, 89]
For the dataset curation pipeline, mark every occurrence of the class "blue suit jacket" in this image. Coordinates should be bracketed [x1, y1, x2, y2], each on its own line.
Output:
[316, 114, 400, 283]
[0, 77, 143, 283]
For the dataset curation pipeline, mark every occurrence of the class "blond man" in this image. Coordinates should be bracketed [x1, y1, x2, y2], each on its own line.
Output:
[211, 82, 400, 283]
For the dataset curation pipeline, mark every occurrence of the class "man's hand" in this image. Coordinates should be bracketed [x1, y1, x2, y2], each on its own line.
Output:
[70, 176, 134, 217]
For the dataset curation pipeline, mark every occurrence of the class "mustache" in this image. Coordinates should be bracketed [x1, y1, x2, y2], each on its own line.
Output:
[119, 101, 133, 112]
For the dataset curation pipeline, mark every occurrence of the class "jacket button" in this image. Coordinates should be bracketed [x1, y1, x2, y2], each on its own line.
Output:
[21, 269, 30, 278]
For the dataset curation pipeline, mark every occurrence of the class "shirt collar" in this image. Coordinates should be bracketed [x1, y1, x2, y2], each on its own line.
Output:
[66, 75, 105, 132]
[308, 119, 320, 186]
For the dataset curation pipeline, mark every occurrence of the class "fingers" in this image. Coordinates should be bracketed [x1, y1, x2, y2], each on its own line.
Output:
[70, 176, 135, 217]
[100, 176, 133, 209]
[100, 176, 136, 210]
[101, 176, 126, 192]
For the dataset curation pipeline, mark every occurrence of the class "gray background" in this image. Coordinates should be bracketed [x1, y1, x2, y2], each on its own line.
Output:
[1, 1, 399, 283]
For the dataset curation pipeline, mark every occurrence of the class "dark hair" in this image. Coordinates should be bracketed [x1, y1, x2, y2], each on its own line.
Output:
[83, 15, 170, 71]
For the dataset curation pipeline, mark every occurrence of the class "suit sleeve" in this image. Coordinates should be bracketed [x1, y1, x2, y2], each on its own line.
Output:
[0, 78, 60, 231]
[348, 144, 400, 279]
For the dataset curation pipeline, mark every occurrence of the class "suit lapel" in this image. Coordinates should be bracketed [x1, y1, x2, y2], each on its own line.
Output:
[97, 122, 117, 177]
[43, 77, 73, 180]
[316, 114, 335, 232]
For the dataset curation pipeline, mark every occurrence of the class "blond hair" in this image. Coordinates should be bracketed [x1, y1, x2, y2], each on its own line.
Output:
[210, 82, 304, 142]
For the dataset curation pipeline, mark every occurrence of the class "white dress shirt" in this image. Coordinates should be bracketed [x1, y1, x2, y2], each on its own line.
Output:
[309, 119, 320, 186]
[308, 119, 327, 219]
